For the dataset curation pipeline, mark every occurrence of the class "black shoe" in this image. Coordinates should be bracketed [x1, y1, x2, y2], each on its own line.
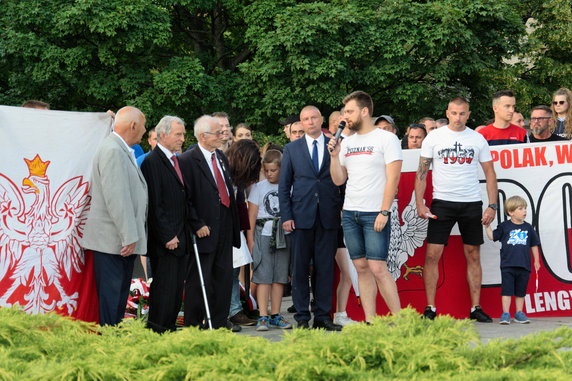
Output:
[296, 320, 310, 329]
[226, 320, 242, 332]
[230, 311, 256, 326]
[287, 304, 297, 313]
[423, 306, 436, 320]
[470, 306, 493, 323]
[313, 319, 342, 331]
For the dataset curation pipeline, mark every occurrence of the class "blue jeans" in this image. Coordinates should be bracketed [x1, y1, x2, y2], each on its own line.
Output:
[342, 210, 391, 261]
[229, 267, 242, 317]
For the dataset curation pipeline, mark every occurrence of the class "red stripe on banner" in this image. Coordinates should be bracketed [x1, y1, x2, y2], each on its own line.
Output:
[69, 250, 98, 323]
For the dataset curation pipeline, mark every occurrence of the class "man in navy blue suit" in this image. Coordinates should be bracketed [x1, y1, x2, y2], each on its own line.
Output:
[278, 106, 343, 331]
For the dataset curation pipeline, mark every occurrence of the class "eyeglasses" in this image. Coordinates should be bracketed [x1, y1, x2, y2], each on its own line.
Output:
[204, 131, 223, 136]
[530, 117, 551, 122]
[553, 101, 567, 105]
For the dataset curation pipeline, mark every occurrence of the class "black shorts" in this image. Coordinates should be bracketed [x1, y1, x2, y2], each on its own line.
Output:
[337, 226, 346, 248]
[426, 199, 484, 246]
[501, 267, 530, 297]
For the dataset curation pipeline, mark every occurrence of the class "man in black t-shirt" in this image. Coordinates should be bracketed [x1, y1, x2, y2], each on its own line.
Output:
[529, 105, 567, 143]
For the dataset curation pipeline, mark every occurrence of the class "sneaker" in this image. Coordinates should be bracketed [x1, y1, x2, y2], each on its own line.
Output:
[333, 312, 357, 326]
[229, 310, 256, 326]
[423, 306, 436, 320]
[256, 316, 269, 331]
[470, 306, 493, 323]
[269, 315, 292, 329]
[499, 312, 511, 325]
[514, 311, 530, 324]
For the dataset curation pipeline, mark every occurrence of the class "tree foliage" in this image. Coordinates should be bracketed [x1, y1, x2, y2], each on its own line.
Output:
[0, 0, 569, 134]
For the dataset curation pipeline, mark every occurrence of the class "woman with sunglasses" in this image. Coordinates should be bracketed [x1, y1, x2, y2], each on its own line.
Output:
[551, 88, 572, 138]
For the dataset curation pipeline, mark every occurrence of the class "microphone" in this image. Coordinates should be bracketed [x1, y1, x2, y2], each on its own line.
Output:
[333, 121, 346, 143]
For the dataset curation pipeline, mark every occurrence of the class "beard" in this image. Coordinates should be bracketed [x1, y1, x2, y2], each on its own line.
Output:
[348, 116, 363, 131]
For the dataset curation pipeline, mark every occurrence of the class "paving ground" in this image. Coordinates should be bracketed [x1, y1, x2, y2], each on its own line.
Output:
[133, 262, 572, 343]
[236, 296, 572, 343]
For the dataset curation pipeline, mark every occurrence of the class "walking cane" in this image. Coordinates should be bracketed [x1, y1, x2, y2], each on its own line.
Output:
[191, 233, 213, 330]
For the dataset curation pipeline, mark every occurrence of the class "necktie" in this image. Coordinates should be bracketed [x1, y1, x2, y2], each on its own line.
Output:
[211, 152, 230, 207]
[172, 155, 184, 184]
[312, 140, 319, 173]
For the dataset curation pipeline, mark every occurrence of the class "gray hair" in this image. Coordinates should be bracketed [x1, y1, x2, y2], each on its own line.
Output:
[194, 115, 219, 139]
[155, 116, 185, 142]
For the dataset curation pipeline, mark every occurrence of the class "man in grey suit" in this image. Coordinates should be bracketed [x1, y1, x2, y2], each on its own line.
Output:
[82, 106, 148, 326]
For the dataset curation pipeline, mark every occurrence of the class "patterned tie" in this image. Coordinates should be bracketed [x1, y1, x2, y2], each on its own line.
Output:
[312, 140, 319, 173]
[211, 152, 230, 207]
[172, 155, 184, 184]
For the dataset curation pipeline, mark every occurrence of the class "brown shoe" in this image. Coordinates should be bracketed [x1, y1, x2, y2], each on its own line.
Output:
[230, 311, 256, 326]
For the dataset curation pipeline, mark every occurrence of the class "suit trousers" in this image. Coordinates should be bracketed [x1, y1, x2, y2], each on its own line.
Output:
[184, 205, 233, 329]
[92, 251, 136, 326]
[292, 210, 337, 323]
[146, 253, 189, 333]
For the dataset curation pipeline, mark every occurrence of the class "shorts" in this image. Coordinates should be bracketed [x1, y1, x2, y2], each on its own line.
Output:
[501, 267, 530, 297]
[336, 226, 346, 248]
[342, 210, 390, 261]
[251, 226, 290, 284]
[426, 199, 483, 246]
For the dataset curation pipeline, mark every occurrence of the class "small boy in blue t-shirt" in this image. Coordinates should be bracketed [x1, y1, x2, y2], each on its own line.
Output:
[485, 195, 540, 325]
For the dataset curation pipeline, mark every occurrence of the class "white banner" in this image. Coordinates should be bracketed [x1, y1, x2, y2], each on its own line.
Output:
[0, 106, 110, 319]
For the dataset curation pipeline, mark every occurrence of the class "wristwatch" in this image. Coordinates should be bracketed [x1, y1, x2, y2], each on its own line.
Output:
[380, 210, 390, 217]
[487, 204, 498, 211]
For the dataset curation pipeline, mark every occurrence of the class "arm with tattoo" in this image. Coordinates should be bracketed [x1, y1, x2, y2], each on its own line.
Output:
[415, 156, 433, 218]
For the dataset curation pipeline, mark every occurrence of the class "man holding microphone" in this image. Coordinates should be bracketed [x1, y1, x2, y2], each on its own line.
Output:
[329, 91, 403, 322]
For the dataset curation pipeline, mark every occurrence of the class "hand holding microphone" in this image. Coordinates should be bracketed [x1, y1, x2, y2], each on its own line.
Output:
[328, 120, 346, 154]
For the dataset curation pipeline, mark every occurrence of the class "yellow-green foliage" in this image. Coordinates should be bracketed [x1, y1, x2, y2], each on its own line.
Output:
[0, 307, 571, 380]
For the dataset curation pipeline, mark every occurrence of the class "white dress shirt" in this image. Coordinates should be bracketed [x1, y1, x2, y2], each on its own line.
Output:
[304, 133, 325, 169]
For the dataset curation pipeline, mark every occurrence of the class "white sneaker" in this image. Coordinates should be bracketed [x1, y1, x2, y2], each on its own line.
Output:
[333, 312, 357, 326]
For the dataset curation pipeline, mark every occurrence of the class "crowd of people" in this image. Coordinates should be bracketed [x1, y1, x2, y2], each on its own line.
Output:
[29, 85, 568, 332]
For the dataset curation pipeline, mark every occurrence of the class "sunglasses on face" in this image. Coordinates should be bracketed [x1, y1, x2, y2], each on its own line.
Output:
[553, 101, 567, 105]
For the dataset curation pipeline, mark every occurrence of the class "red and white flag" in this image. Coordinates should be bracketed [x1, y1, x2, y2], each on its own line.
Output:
[0, 106, 111, 322]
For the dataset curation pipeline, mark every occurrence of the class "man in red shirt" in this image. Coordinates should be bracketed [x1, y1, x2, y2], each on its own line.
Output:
[478, 90, 527, 146]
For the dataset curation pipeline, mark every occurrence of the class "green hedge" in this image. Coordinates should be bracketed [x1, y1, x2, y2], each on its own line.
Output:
[0, 307, 571, 380]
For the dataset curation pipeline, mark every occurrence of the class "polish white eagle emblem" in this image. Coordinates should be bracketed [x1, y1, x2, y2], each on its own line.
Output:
[386, 191, 428, 280]
[0, 155, 90, 314]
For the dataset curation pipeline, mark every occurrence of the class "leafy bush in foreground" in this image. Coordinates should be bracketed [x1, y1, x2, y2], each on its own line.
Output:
[0, 307, 570, 380]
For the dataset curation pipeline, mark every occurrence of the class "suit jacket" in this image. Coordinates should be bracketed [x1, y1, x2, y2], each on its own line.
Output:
[140, 147, 188, 257]
[82, 133, 148, 254]
[179, 146, 240, 253]
[278, 135, 341, 230]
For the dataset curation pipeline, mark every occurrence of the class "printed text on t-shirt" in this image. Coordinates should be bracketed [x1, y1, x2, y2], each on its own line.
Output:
[437, 142, 475, 164]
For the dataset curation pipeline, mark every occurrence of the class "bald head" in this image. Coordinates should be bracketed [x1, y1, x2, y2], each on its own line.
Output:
[114, 106, 146, 146]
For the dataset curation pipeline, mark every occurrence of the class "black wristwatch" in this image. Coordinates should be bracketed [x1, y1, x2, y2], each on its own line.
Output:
[487, 203, 498, 211]
[380, 210, 390, 217]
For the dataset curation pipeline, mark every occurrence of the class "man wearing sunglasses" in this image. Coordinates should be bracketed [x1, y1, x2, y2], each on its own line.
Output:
[529, 105, 567, 143]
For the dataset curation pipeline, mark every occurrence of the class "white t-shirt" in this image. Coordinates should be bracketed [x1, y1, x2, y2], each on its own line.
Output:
[339, 128, 403, 211]
[247, 179, 280, 236]
[420, 126, 492, 202]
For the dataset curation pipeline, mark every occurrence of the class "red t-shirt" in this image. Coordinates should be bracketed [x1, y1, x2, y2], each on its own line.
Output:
[478, 124, 527, 146]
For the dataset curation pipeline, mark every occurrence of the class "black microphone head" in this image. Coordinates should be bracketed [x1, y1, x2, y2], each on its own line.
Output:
[334, 121, 346, 139]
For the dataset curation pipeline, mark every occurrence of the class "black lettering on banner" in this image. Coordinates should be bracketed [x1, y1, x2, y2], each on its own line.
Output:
[537, 173, 572, 283]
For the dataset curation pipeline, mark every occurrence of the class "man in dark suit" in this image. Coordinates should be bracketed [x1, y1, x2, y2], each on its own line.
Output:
[179, 115, 241, 330]
[140, 116, 188, 333]
[278, 105, 343, 331]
